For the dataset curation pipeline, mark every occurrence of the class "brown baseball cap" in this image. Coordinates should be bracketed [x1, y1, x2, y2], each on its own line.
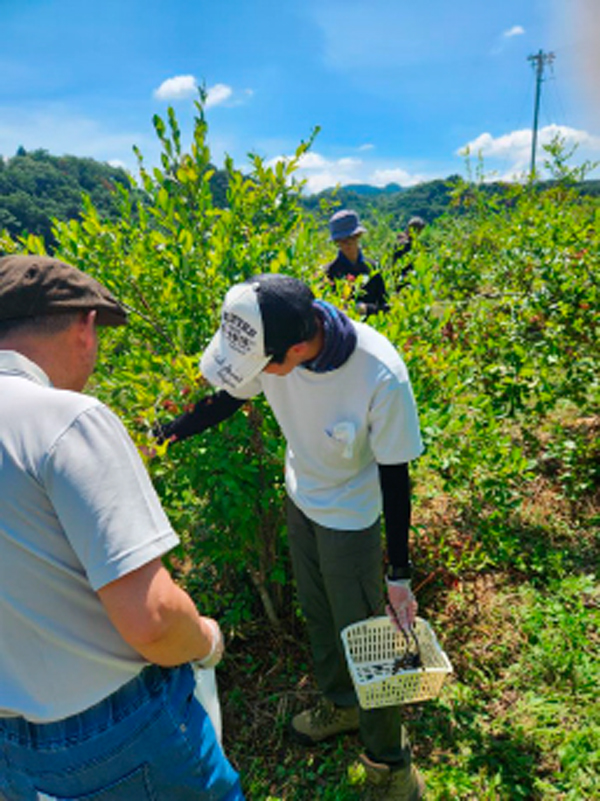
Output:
[0, 255, 127, 326]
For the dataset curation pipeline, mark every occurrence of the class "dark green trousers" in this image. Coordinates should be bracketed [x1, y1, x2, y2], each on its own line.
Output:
[286, 497, 411, 766]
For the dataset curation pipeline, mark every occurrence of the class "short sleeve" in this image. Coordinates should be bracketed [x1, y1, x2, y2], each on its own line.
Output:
[44, 404, 179, 590]
[368, 370, 423, 465]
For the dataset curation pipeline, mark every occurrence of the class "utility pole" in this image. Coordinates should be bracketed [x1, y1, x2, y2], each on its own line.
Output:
[528, 49, 555, 179]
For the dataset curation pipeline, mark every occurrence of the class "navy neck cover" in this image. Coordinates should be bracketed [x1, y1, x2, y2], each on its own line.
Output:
[303, 300, 357, 373]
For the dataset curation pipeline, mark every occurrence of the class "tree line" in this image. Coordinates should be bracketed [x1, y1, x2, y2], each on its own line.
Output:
[1, 146, 599, 250]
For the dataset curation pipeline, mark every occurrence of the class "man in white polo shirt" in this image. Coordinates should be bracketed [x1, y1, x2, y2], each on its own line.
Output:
[0, 255, 243, 800]
[157, 274, 425, 800]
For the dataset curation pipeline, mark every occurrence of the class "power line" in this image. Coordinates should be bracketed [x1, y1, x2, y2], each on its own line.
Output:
[527, 50, 555, 179]
[544, 62, 570, 134]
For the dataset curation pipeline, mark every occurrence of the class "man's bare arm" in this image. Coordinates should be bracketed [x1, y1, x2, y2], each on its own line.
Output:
[98, 558, 221, 667]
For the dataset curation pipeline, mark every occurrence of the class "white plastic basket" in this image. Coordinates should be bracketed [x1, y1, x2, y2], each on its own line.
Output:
[341, 616, 452, 709]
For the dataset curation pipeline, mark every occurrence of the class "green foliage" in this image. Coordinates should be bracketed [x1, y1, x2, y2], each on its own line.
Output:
[543, 133, 600, 185]
[397, 574, 600, 801]
[0, 148, 133, 248]
[2, 105, 598, 800]
[48, 99, 321, 629]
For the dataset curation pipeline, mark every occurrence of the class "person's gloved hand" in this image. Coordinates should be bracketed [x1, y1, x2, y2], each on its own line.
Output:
[386, 578, 418, 632]
[151, 420, 177, 446]
[196, 618, 225, 669]
[138, 422, 175, 461]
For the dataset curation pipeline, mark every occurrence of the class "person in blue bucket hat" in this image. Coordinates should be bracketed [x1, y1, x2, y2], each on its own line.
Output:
[325, 209, 390, 317]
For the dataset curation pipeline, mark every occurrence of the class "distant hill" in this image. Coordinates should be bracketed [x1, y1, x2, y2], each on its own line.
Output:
[302, 176, 600, 227]
[0, 148, 228, 249]
[0, 148, 133, 247]
[2, 148, 598, 251]
[337, 183, 403, 196]
[577, 179, 600, 196]
[301, 176, 463, 226]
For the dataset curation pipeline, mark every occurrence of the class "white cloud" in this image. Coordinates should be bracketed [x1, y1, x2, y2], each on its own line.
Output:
[152, 78, 248, 110]
[358, 143, 375, 151]
[503, 25, 525, 38]
[461, 124, 600, 157]
[338, 157, 362, 169]
[458, 124, 600, 178]
[492, 24, 525, 54]
[294, 152, 363, 191]
[268, 148, 430, 193]
[304, 171, 350, 194]
[297, 152, 329, 169]
[268, 151, 357, 192]
[154, 75, 197, 101]
[460, 129, 530, 159]
[205, 83, 233, 108]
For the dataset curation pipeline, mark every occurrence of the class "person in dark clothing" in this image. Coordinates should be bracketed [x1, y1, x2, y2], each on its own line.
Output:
[324, 209, 389, 316]
[392, 216, 426, 289]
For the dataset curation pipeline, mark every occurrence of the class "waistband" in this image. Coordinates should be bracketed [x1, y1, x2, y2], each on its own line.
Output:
[0, 663, 192, 747]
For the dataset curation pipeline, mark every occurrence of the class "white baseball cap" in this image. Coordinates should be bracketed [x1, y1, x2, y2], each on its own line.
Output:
[201, 274, 316, 393]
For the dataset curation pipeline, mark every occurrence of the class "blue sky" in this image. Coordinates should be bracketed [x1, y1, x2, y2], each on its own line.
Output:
[1, 0, 599, 192]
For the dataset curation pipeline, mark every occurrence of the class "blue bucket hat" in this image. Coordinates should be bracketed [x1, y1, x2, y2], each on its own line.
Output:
[329, 209, 367, 241]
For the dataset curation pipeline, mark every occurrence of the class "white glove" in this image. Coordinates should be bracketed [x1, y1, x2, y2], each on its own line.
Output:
[196, 618, 225, 669]
[386, 578, 418, 632]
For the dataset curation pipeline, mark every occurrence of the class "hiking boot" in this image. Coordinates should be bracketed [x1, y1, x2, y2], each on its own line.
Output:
[358, 752, 425, 800]
[291, 698, 359, 744]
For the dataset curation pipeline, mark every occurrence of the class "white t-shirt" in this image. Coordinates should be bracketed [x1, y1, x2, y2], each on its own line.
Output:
[0, 351, 179, 723]
[231, 322, 423, 529]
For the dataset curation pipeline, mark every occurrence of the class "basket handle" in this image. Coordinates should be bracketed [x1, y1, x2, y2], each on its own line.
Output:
[389, 610, 422, 672]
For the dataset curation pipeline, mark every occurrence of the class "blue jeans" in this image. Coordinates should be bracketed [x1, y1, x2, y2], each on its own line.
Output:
[0, 664, 244, 800]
